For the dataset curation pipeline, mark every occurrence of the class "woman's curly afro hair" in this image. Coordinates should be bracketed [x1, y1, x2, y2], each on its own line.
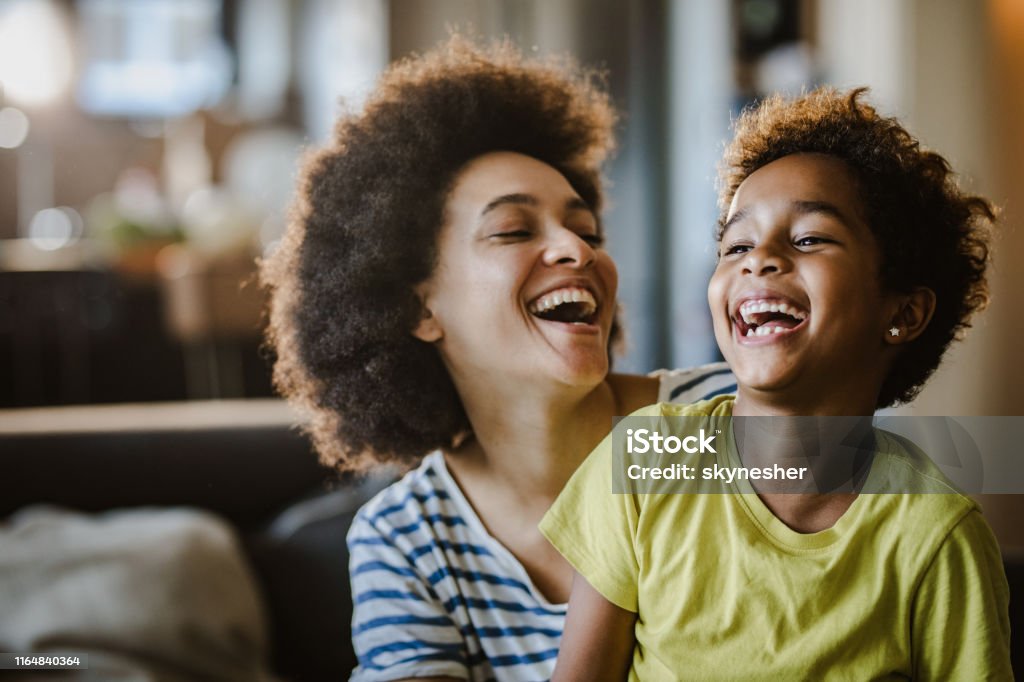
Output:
[262, 36, 616, 472]
[718, 87, 997, 408]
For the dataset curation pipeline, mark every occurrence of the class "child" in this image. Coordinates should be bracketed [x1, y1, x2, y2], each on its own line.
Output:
[540, 88, 1011, 680]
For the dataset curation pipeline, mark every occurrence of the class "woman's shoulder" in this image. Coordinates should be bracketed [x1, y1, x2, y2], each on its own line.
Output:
[609, 362, 735, 412]
[347, 452, 499, 569]
[349, 452, 456, 537]
[651, 361, 736, 404]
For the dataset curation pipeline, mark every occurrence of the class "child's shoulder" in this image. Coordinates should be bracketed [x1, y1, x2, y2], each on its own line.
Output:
[873, 428, 975, 501]
[863, 429, 982, 548]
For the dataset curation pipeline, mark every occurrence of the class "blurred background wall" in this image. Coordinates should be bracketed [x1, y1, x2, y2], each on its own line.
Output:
[0, 0, 1021, 539]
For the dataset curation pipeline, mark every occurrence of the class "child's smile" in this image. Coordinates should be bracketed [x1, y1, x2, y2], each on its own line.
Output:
[733, 293, 809, 341]
[708, 153, 899, 413]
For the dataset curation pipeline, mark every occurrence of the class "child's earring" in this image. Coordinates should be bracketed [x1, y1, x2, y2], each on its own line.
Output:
[885, 287, 936, 345]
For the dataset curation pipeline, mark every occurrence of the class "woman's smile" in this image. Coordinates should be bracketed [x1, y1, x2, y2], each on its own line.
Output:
[416, 151, 618, 385]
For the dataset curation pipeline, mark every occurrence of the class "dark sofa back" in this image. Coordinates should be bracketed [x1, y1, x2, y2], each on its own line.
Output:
[0, 401, 383, 681]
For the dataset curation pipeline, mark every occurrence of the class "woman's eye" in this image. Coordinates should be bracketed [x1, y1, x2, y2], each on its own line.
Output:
[580, 233, 605, 247]
[491, 230, 531, 239]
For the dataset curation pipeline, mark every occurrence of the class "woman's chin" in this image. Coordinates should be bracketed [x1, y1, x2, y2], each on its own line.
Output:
[503, 349, 607, 391]
[552, 354, 611, 389]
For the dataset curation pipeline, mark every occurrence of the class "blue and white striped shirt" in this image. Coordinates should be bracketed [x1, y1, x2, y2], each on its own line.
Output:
[347, 363, 735, 681]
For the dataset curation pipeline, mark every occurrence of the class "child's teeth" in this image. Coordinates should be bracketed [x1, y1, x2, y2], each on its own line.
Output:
[746, 325, 790, 338]
[737, 299, 808, 324]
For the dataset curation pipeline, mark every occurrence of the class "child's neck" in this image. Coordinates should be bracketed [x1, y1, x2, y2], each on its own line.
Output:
[732, 386, 878, 417]
[758, 492, 860, 534]
[731, 386, 878, 534]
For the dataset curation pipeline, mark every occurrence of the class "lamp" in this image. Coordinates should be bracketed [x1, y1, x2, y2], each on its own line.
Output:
[0, 0, 74, 239]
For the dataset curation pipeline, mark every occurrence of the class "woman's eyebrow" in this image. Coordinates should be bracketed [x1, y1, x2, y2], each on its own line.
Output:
[565, 196, 591, 213]
[480, 194, 591, 217]
[481, 193, 537, 216]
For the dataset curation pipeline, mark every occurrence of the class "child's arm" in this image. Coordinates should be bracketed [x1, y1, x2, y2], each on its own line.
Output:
[912, 510, 1011, 680]
[552, 572, 636, 682]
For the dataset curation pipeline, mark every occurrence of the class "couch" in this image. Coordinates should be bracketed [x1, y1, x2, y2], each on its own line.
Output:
[0, 400, 390, 681]
[1, 400, 1020, 679]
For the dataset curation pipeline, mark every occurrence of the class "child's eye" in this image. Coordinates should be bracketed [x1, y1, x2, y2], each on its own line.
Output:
[722, 243, 752, 256]
[794, 236, 832, 247]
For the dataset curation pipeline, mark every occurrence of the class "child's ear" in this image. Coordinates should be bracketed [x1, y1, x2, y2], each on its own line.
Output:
[412, 284, 443, 343]
[885, 287, 936, 345]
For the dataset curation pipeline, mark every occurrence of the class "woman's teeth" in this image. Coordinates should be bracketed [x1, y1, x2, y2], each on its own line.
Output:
[528, 287, 597, 317]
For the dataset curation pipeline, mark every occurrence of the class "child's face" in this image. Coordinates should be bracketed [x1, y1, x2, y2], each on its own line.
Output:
[708, 153, 897, 409]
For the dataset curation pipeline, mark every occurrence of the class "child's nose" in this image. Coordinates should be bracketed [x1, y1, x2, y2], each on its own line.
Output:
[742, 244, 788, 275]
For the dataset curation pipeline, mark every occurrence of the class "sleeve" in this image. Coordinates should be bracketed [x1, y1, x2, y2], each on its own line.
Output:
[654, 361, 736, 404]
[346, 511, 469, 682]
[539, 430, 643, 613]
[910, 509, 1012, 681]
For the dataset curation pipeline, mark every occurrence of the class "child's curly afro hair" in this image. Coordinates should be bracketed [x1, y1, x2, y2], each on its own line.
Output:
[718, 87, 997, 408]
[262, 36, 616, 472]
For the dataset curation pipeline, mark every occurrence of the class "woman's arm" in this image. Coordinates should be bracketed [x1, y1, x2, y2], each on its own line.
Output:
[552, 572, 636, 682]
[347, 511, 470, 681]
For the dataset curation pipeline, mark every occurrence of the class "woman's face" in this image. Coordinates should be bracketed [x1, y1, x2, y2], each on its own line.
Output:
[414, 151, 618, 390]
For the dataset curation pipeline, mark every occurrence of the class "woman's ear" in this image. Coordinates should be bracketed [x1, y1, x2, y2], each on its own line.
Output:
[885, 287, 936, 345]
[412, 284, 443, 343]
[413, 308, 443, 343]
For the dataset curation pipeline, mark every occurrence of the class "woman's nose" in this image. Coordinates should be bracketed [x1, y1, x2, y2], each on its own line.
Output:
[542, 226, 596, 268]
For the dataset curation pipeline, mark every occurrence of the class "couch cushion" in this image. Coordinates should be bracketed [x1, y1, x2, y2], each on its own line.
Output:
[0, 506, 277, 681]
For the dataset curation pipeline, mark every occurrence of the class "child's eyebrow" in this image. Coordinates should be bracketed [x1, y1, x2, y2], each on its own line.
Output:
[719, 208, 748, 237]
[792, 200, 850, 225]
[719, 200, 852, 239]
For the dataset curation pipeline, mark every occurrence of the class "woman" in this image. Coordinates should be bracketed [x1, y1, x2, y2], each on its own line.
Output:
[262, 36, 733, 681]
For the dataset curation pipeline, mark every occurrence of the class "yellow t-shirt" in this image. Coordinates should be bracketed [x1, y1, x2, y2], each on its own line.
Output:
[540, 397, 1012, 681]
